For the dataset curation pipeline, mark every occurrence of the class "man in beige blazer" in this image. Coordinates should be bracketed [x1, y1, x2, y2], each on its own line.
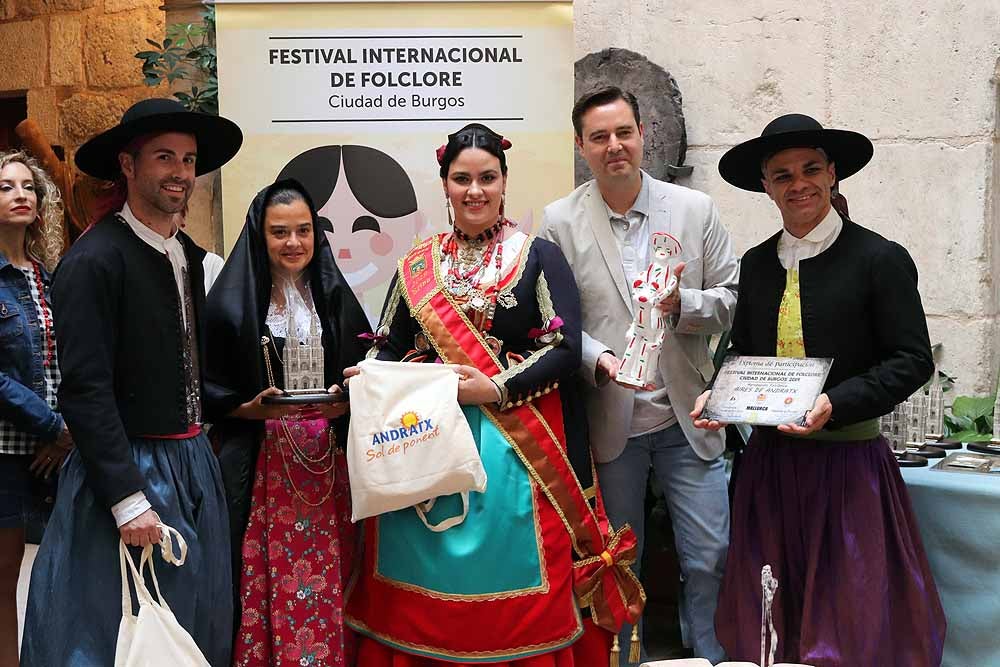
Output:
[540, 87, 738, 664]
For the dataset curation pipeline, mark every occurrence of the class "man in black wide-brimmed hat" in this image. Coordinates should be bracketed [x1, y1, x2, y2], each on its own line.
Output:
[691, 114, 946, 666]
[21, 98, 243, 666]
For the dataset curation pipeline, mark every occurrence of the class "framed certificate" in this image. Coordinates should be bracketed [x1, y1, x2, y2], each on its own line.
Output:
[701, 356, 833, 426]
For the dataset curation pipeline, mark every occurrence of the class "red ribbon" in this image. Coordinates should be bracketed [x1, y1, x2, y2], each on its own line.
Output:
[572, 523, 645, 631]
[527, 316, 563, 340]
[357, 332, 387, 347]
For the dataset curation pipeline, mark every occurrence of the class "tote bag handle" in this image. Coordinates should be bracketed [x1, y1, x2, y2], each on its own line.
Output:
[119, 524, 190, 617]
[413, 492, 470, 532]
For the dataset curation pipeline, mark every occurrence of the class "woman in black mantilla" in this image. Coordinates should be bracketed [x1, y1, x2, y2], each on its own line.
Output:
[204, 179, 370, 666]
[343, 125, 629, 666]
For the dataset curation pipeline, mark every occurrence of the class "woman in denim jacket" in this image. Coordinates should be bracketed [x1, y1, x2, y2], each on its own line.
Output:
[0, 150, 70, 663]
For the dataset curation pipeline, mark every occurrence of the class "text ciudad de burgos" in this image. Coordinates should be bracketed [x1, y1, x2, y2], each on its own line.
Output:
[267, 45, 524, 112]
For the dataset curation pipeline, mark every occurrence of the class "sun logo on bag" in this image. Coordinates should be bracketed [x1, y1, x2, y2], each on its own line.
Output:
[400, 411, 421, 428]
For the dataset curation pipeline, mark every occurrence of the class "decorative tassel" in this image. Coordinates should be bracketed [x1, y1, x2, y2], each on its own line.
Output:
[609, 634, 620, 667]
[629, 625, 640, 663]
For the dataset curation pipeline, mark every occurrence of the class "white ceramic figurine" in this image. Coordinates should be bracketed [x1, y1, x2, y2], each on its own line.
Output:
[616, 232, 682, 389]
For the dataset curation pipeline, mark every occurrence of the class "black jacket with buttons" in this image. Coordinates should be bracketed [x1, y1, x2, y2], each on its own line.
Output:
[51, 214, 207, 507]
[719, 218, 933, 427]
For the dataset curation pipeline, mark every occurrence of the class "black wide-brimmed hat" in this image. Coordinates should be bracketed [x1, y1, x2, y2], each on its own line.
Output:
[718, 113, 873, 192]
[75, 98, 243, 180]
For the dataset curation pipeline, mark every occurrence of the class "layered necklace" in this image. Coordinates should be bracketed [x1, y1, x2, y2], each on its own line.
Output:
[28, 261, 55, 367]
[442, 218, 514, 333]
[261, 327, 338, 508]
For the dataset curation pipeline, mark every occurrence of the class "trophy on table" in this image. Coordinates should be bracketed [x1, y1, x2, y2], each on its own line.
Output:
[882, 396, 928, 467]
[966, 372, 1000, 455]
[616, 233, 682, 389]
[261, 281, 344, 405]
[924, 364, 946, 443]
[992, 375, 1000, 445]
[905, 391, 945, 459]
[991, 407, 1000, 445]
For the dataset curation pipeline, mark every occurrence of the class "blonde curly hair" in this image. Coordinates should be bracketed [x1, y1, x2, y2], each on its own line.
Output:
[0, 150, 64, 270]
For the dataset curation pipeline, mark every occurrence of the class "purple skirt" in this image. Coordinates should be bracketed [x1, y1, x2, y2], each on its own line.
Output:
[715, 429, 945, 667]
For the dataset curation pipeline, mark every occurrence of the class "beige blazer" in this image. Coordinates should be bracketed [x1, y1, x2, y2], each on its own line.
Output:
[540, 175, 739, 463]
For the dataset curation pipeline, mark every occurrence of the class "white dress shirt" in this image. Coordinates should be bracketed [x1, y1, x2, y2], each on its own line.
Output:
[777, 205, 843, 270]
[602, 174, 677, 437]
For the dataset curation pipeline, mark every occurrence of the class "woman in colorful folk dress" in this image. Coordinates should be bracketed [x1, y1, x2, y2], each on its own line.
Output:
[0, 150, 68, 666]
[205, 179, 371, 666]
[344, 124, 644, 666]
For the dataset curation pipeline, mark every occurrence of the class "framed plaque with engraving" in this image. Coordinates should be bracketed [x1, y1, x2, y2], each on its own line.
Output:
[701, 356, 833, 426]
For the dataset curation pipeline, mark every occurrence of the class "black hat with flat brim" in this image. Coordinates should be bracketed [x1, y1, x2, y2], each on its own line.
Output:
[74, 97, 243, 180]
[718, 113, 873, 192]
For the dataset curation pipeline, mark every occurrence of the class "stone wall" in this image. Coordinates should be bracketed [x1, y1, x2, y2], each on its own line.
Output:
[0, 0, 231, 252]
[0, 0, 165, 149]
[3, 0, 995, 392]
[575, 0, 1000, 396]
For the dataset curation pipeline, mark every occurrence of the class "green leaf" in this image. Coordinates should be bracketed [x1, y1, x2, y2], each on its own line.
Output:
[145, 39, 162, 49]
[946, 414, 975, 432]
[974, 415, 993, 434]
[951, 395, 995, 420]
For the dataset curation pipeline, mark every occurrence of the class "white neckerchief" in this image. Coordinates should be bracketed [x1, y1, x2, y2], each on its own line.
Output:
[776, 206, 843, 270]
[266, 281, 320, 340]
[119, 203, 189, 330]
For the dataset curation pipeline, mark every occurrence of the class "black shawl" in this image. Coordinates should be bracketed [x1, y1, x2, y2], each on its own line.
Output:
[203, 179, 371, 624]
[204, 178, 371, 416]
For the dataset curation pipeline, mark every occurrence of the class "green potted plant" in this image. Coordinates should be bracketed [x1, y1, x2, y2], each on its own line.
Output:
[135, 6, 218, 114]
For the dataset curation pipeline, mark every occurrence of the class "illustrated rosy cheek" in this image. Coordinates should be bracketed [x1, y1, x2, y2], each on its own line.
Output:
[370, 232, 394, 256]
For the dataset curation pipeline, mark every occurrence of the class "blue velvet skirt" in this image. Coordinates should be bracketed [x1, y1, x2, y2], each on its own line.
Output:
[20, 433, 233, 666]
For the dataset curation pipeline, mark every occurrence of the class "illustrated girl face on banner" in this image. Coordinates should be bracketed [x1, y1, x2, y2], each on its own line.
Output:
[277, 145, 424, 294]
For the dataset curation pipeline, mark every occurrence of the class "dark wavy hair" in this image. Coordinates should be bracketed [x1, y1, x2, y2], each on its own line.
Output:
[437, 123, 509, 178]
[571, 86, 641, 138]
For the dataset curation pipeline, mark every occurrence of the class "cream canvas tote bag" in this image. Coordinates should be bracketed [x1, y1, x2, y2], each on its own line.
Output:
[347, 358, 487, 524]
[115, 525, 209, 667]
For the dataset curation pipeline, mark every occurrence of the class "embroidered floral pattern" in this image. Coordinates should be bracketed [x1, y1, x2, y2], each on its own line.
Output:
[234, 417, 356, 666]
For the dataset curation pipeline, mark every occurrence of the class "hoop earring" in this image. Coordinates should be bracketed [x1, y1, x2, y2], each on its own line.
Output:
[445, 196, 454, 227]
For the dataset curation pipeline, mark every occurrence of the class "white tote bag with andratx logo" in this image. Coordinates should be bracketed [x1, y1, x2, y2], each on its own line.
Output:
[347, 358, 487, 527]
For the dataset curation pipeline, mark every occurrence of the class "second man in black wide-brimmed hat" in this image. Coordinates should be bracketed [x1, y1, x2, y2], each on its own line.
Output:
[693, 113, 946, 666]
[21, 98, 243, 666]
